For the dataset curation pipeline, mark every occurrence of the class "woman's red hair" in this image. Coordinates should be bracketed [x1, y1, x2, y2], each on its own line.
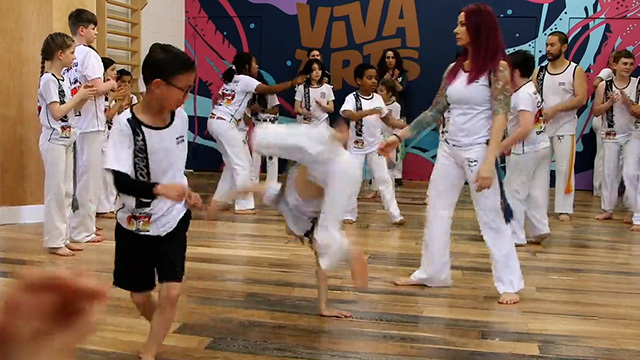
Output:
[446, 3, 508, 84]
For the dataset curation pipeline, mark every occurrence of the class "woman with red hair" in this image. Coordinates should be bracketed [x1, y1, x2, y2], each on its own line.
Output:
[379, 3, 523, 304]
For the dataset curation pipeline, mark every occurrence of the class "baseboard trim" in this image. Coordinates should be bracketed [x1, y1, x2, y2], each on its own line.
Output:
[0, 205, 44, 225]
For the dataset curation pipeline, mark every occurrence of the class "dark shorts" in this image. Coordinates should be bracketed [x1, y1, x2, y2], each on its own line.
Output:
[113, 210, 191, 293]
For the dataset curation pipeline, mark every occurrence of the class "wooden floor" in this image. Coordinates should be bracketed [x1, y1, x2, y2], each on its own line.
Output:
[1, 172, 640, 360]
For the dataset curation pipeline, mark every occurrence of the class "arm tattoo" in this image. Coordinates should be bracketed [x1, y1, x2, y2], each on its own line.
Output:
[491, 62, 512, 118]
[409, 69, 450, 136]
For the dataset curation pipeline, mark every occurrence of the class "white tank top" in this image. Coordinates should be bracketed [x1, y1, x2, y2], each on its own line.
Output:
[540, 62, 579, 137]
[445, 71, 492, 147]
[600, 77, 638, 142]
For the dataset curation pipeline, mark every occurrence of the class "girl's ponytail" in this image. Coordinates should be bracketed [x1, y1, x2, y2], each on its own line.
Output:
[222, 65, 236, 84]
[40, 57, 46, 77]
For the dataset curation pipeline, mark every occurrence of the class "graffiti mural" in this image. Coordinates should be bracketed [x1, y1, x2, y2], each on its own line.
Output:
[184, 0, 640, 190]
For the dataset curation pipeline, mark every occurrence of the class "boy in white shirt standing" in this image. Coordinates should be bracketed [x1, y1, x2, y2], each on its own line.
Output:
[502, 50, 551, 245]
[65, 9, 117, 243]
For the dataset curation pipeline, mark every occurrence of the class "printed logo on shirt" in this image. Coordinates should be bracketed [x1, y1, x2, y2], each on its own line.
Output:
[217, 87, 236, 106]
[558, 81, 566, 87]
[320, 91, 326, 99]
[176, 135, 185, 145]
[466, 157, 478, 171]
[534, 109, 545, 135]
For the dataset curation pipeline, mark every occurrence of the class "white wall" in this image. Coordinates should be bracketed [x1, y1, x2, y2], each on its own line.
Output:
[141, 0, 185, 58]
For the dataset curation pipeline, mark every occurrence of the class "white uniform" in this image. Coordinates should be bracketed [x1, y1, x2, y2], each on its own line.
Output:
[381, 101, 403, 181]
[38, 73, 78, 249]
[599, 77, 637, 213]
[251, 94, 279, 184]
[622, 81, 640, 224]
[295, 83, 334, 127]
[251, 124, 360, 270]
[409, 70, 524, 294]
[340, 92, 402, 222]
[208, 74, 260, 211]
[593, 68, 614, 196]
[63, 44, 106, 242]
[538, 62, 579, 214]
[504, 81, 551, 245]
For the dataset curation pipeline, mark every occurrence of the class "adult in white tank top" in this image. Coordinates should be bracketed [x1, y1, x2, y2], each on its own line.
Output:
[592, 50, 638, 222]
[626, 102, 640, 231]
[207, 52, 305, 215]
[592, 51, 616, 197]
[532, 31, 588, 222]
[379, 4, 523, 305]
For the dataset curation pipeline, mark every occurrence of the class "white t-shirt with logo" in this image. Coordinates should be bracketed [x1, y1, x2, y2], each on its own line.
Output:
[381, 100, 401, 138]
[340, 92, 388, 154]
[38, 73, 78, 146]
[295, 83, 335, 126]
[508, 81, 550, 154]
[211, 74, 261, 123]
[63, 44, 106, 133]
[105, 106, 189, 236]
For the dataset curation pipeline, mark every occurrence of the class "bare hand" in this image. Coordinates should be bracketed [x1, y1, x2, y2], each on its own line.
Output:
[378, 136, 400, 158]
[500, 142, 512, 156]
[607, 92, 620, 106]
[384, 71, 393, 79]
[77, 84, 97, 100]
[106, 78, 117, 91]
[294, 74, 307, 86]
[393, 69, 400, 79]
[186, 190, 203, 210]
[474, 162, 494, 192]
[155, 184, 188, 202]
[367, 107, 383, 116]
[620, 91, 631, 107]
[542, 106, 558, 123]
[315, 98, 327, 107]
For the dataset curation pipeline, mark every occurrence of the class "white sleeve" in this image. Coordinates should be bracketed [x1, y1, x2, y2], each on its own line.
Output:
[325, 85, 335, 101]
[267, 94, 279, 108]
[104, 115, 134, 174]
[517, 91, 537, 114]
[240, 75, 261, 93]
[392, 103, 401, 119]
[596, 68, 614, 81]
[340, 93, 356, 115]
[294, 85, 303, 101]
[40, 76, 60, 104]
[82, 50, 104, 82]
[377, 96, 389, 118]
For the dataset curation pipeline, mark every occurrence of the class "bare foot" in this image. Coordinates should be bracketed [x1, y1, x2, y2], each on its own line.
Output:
[87, 235, 104, 243]
[529, 233, 549, 245]
[65, 243, 84, 252]
[630, 225, 640, 232]
[623, 214, 633, 224]
[595, 212, 613, 220]
[48, 247, 75, 257]
[139, 353, 155, 360]
[320, 308, 353, 318]
[363, 191, 378, 200]
[557, 213, 572, 222]
[392, 218, 406, 226]
[94, 228, 104, 237]
[394, 279, 425, 286]
[349, 249, 368, 291]
[234, 209, 256, 215]
[498, 293, 520, 305]
[343, 219, 355, 225]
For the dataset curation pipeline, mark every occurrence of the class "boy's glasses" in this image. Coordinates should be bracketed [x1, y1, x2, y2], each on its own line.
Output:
[164, 79, 194, 96]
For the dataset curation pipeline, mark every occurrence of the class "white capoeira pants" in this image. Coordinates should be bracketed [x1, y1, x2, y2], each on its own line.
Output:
[69, 131, 103, 243]
[593, 133, 604, 197]
[345, 151, 402, 222]
[208, 118, 255, 211]
[252, 123, 278, 183]
[549, 134, 575, 214]
[601, 140, 628, 213]
[623, 137, 640, 225]
[252, 124, 359, 270]
[409, 142, 524, 294]
[504, 147, 551, 245]
[97, 129, 116, 213]
[39, 135, 74, 248]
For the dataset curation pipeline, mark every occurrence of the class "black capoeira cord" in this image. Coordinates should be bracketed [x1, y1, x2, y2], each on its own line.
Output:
[495, 158, 513, 224]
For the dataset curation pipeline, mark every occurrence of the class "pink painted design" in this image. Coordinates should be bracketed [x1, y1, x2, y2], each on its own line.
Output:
[248, 0, 306, 15]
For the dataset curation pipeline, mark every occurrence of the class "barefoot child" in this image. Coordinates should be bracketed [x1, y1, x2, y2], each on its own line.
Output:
[105, 43, 202, 360]
[38, 32, 97, 256]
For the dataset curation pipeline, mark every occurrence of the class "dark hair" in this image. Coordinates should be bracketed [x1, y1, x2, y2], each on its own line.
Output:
[101, 57, 116, 72]
[116, 68, 133, 80]
[222, 52, 255, 83]
[376, 48, 405, 79]
[508, 50, 535, 79]
[40, 32, 75, 77]
[306, 48, 321, 58]
[548, 31, 568, 46]
[378, 78, 397, 97]
[354, 63, 377, 81]
[68, 8, 98, 36]
[141, 43, 196, 86]
[446, 3, 508, 84]
[613, 49, 635, 64]
[300, 59, 325, 85]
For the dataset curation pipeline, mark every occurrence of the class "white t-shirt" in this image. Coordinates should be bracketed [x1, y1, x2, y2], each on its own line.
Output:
[340, 92, 388, 154]
[63, 44, 106, 133]
[211, 74, 260, 123]
[105, 106, 189, 236]
[596, 68, 614, 82]
[445, 71, 493, 147]
[540, 62, 579, 137]
[38, 73, 78, 146]
[295, 83, 335, 126]
[508, 81, 550, 154]
[254, 94, 279, 123]
[599, 77, 638, 142]
[381, 100, 401, 137]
